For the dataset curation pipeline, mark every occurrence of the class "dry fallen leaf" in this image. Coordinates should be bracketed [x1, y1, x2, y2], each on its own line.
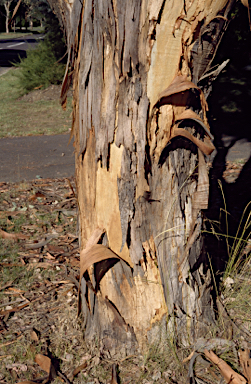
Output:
[8, 287, 25, 293]
[30, 329, 39, 342]
[35, 353, 57, 381]
[0, 280, 14, 291]
[6, 363, 27, 372]
[0, 228, 26, 241]
[0, 335, 23, 347]
[29, 191, 46, 201]
[35, 354, 51, 374]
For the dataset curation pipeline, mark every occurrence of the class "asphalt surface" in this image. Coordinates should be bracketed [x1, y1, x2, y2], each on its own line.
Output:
[224, 137, 251, 162]
[0, 34, 43, 67]
[0, 134, 75, 183]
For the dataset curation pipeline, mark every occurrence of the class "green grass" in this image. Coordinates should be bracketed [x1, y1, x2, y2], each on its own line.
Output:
[0, 69, 72, 137]
[0, 30, 42, 40]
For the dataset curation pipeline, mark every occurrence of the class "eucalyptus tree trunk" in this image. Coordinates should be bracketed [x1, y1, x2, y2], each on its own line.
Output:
[4, 1, 11, 33]
[48, 0, 235, 357]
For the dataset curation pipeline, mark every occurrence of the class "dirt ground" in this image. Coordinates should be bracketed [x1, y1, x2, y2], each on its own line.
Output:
[19, 85, 73, 103]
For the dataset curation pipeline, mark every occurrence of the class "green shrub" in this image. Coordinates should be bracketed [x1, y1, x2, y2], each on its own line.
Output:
[14, 41, 66, 94]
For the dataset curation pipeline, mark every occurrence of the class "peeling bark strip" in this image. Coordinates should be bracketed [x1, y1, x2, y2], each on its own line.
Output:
[48, 0, 236, 356]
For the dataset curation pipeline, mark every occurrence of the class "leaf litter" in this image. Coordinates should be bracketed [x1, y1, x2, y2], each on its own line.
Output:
[0, 167, 251, 384]
[0, 177, 84, 384]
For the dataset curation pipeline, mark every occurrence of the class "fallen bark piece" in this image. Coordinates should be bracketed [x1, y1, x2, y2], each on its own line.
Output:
[0, 228, 26, 241]
[25, 233, 59, 250]
[204, 349, 246, 384]
[17, 381, 39, 384]
[110, 364, 119, 384]
[239, 349, 251, 383]
[70, 362, 87, 380]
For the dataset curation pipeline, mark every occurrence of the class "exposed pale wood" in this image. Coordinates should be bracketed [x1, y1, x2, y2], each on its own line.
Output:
[48, 0, 236, 356]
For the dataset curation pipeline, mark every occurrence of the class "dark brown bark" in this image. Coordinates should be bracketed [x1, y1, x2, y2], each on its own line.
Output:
[48, 0, 235, 357]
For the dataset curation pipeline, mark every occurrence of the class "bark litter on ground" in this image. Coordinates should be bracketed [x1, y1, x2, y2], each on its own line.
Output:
[0, 163, 251, 384]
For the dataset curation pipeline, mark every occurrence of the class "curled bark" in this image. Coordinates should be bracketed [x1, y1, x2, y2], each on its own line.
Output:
[48, 0, 236, 356]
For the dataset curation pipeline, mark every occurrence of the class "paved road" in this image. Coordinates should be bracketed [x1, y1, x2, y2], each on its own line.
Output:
[0, 34, 43, 67]
[0, 134, 75, 183]
[225, 138, 251, 162]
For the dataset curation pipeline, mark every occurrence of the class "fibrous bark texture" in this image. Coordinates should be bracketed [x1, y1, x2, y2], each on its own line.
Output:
[48, 0, 235, 357]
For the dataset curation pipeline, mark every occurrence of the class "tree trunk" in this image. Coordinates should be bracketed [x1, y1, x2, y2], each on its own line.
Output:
[48, 0, 235, 357]
[4, 1, 11, 34]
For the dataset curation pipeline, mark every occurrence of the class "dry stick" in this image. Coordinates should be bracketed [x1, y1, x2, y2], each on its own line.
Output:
[0, 298, 29, 308]
[0, 335, 23, 348]
[0, 280, 14, 291]
[0, 284, 63, 316]
[57, 372, 71, 384]
[25, 234, 59, 250]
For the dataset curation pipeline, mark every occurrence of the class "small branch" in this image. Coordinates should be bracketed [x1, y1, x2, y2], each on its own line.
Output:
[198, 59, 230, 83]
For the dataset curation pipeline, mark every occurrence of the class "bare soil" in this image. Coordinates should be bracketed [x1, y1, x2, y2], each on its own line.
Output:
[19, 85, 73, 103]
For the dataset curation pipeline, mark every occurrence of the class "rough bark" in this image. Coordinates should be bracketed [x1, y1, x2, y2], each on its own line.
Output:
[48, 0, 235, 357]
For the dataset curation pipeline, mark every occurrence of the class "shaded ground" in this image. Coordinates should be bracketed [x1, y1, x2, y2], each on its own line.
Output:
[19, 84, 73, 103]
